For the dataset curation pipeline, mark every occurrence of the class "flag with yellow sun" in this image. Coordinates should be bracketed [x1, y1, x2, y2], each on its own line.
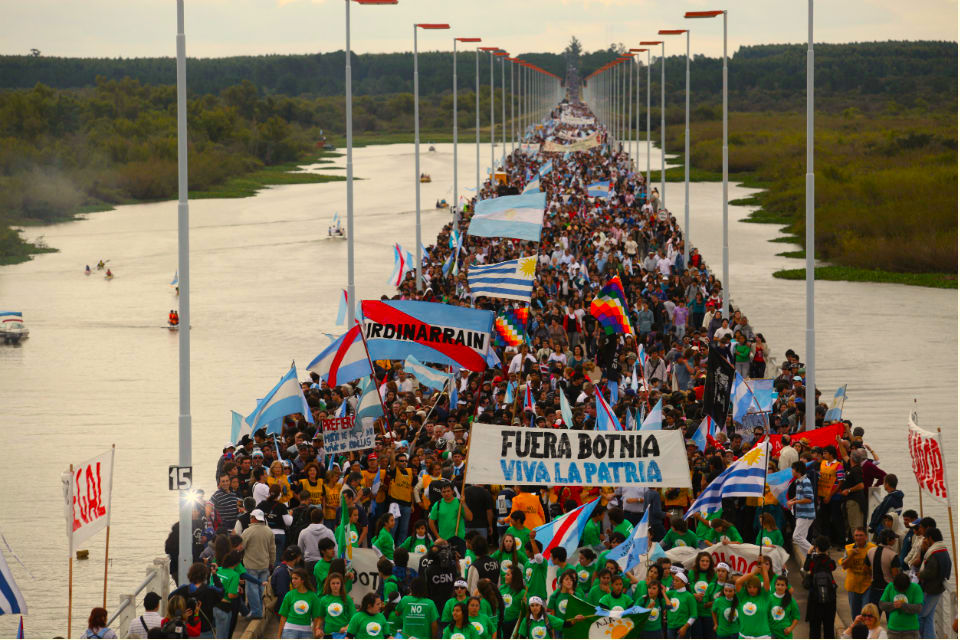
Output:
[561, 595, 651, 639]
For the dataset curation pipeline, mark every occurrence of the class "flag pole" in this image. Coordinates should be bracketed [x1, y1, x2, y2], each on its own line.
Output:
[758, 441, 771, 564]
[411, 378, 452, 446]
[67, 463, 74, 638]
[936, 427, 959, 592]
[356, 320, 391, 437]
[915, 400, 924, 517]
[454, 423, 474, 533]
[102, 444, 115, 608]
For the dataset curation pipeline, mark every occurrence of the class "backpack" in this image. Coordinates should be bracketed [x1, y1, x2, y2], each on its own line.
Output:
[393, 566, 416, 597]
[804, 556, 836, 604]
[159, 618, 188, 638]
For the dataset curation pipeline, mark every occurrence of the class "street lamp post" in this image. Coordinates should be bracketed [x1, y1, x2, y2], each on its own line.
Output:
[346, 0, 398, 322]
[496, 51, 508, 168]
[453, 36, 481, 224]
[660, 28, 690, 267]
[804, 0, 815, 429]
[630, 48, 648, 170]
[475, 45, 481, 195]
[685, 10, 728, 317]
[414, 22, 450, 293]
[480, 47, 498, 187]
[638, 41, 662, 199]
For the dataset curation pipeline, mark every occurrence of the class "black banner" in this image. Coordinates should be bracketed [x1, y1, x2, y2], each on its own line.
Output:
[704, 346, 735, 431]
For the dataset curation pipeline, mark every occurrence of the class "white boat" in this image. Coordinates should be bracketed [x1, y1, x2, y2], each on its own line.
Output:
[0, 311, 29, 345]
[327, 212, 347, 239]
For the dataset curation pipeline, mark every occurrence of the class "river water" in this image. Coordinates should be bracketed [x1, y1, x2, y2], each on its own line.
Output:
[0, 142, 955, 637]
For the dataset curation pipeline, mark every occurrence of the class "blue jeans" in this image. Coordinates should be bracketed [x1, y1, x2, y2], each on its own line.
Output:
[281, 628, 314, 639]
[847, 589, 870, 619]
[245, 568, 271, 618]
[391, 503, 412, 541]
[213, 607, 232, 639]
[273, 533, 286, 566]
[919, 591, 941, 639]
[694, 614, 715, 638]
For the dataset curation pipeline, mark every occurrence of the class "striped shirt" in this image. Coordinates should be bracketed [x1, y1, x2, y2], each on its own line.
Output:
[211, 488, 239, 533]
[793, 475, 816, 519]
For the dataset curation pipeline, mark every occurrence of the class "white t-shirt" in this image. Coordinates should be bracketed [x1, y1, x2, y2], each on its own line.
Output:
[128, 612, 163, 639]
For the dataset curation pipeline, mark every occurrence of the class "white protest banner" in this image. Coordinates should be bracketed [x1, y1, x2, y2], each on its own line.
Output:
[907, 415, 948, 501]
[347, 548, 424, 606]
[543, 133, 601, 154]
[666, 542, 789, 576]
[323, 416, 375, 454]
[464, 424, 691, 488]
[62, 448, 115, 552]
[560, 113, 595, 126]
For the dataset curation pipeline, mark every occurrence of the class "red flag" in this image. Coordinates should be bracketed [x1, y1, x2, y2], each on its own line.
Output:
[791, 422, 843, 448]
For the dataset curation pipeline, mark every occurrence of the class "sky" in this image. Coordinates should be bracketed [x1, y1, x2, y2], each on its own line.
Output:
[2, 0, 957, 60]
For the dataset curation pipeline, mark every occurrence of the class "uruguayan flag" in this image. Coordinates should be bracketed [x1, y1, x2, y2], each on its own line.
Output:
[685, 442, 770, 519]
[468, 192, 546, 242]
[404, 355, 451, 391]
[467, 257, 536, 302]
[731, 373, 761, 423]
[245, 364, 314, 430]
[0, 545, 27, 615]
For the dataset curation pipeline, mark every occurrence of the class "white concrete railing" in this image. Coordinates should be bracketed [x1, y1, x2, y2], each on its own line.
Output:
[105, 557, 172, 638]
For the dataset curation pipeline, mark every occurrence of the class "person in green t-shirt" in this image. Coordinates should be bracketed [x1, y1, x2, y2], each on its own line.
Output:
[598, 575, 633, 613]
[711, 581, 740, 639]
[547, 570, 579, 617]
[346, 593, 390, 639]
[586, 567, 613, 606]
[516, 596, 581, 639]
[524, 554, 549, 601]
[572, 548, 598, 597]
[665, 570, 698, 637]
[581, 506, 605, 548]
[734, 564, 772, 639]
[399, 520, 434, 554]
[661, 517, 699, 550]
[430, 484, 472, 541]
[278, 567, 323, 638]
[608, 507, 634, 540]
[493, 533, 528, 581]
[769, 575, 801, 638]
[443, 602, 478, 639]
[372, 512, 395, 561]
[504, 511, 532, 551]
[317, 571, 356, 636]
[636, 578, 668, 636]
[313, 538, 337, 594]
[879, 573, 924, 634]
[703, 518, 743, 545]
[336, 504, 361, 552]
[441, 579, 471, 623]
[690, 551, 718, 634]
[499, 566, 526, 637]
[466, 597, 495, 639]
[391, 577, 439, 640]
[756, 513, 785, 549]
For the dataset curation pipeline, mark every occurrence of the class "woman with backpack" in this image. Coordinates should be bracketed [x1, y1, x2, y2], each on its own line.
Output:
[81, 608, 118, 639]
[803, 536, 839, 639]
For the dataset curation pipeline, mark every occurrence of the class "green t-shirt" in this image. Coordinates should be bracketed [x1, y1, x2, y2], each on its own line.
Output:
[394, 595, 439, 639]
[336, 521, 360, 548]
[382, 576, 399, 604]
[400, 534, 432, 554]
[690, 571, 717, 617]
[279, 588, 323, 627]
[712, 595, 740, 637]
[661, 528, 699, 549]
[523, 559, 549, 600]
[499, 584, 525, 622]
[581, 519, 603, 546]
[547, 590, 575, 617]
[373, 527, 395, 560]
[665, 588, 698, 630]
[317, 593, 355, 633]
[736, 589, 772, 637]
[756, 528, 785, 548]
[695, 510, 723, 539]
[573, 562, 597, 595]
[769, 592, 801, 638]
[881, 582, 924, 632]
[703, 526, 743, 544]
[215, 566, 240, 604]
[431, 498, 466, 540]
[493, 549, 528, 579]
[586, 583, 611, 606]
[613, 520, 634, 539]
[636, 593, 665, 631]
[505, 525, 532, 551]
[598, 591, 634, 614]
[346, 610, 390, 639]
[313, 558, 333, 593]
[517, 614, 563, 639]
[441, 595, 470, 623]
[468, 613, 495, 639]
[443, 622, 478, 639]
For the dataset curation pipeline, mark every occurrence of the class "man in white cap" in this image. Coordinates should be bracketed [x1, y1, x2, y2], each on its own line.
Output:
[240, 508, 275, 620]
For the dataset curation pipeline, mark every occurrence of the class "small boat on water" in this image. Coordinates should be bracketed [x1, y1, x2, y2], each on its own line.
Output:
[327, 212, 347, 239]
[84, 265, 92, 276]
[104, 269, 114, 280]
[420, 173, 432, 183]
[435, 199, 449, 209]
[428, 145, 436, 152]
[0, 311, 29, 345]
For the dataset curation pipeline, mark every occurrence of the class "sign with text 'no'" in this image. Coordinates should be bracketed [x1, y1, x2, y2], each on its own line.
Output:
[464, 424, 691, 488]
[61, 448, 115, 553]
[322, 416, 375, 454]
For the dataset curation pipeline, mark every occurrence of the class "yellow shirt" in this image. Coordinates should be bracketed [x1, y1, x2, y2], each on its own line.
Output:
[323, 482, 342, 520]
[843, 542, 876, 594]
[363, 469, 388, 503]
[299, 478, 324, 506]
[267, 475, 293, 504]
[818, 460, 841, 500]
[388, 468, 415, 504]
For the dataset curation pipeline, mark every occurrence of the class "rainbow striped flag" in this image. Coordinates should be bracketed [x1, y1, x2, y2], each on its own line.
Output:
[590, 275, 634, 335]
[493, 307, 529, 347]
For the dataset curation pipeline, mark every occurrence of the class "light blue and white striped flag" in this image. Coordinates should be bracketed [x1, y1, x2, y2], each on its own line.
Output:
[404, 355, 452, 391]
[468, 192, 546, 242]
[356, 376, 384, 423]
[245, 364, 313, 431]
[467, 257, 537, 302]
[640, 398, 662, 430]
[684, 442, 770, 519]
[0, 544, 28, 615]
[605, 509, 649, 571]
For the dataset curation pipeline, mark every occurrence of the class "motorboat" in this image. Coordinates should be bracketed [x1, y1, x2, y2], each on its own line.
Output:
[420, 174, 432, 183]
[435, 199, 449, 209]
[0, 311, 29, 345]
[428, 145, 436, 152]
[327, 212, 347, 239]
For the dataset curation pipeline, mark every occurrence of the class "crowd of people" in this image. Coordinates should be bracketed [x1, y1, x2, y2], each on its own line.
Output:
[142, 100, 957, 640]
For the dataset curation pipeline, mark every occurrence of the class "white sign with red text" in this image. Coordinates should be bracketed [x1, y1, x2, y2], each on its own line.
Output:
[908, 416, 948, 501]
[62, 448, 115, 552]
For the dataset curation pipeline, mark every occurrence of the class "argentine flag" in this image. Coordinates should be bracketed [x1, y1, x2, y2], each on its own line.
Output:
[640, 398, 662, 430]
[335, 289, 348, 326]
[559, 389, 574, 427]
[605, 509, 649, 572]
[685, 442, 770, 520]
[523, 177, 540, 194]
[538, 161, 553, 176]
[468, 192, 546, 242]
[587, 181, 610, 198]
[404, 355, 451, 392]
[245, 364, 314, 431]
[356, 376, 384, 423]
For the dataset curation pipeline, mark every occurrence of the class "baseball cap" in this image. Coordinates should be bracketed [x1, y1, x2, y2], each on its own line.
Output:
[250, 509, 265, 520]
[223, 443, 236, 452]
[252, 449, 263, 457]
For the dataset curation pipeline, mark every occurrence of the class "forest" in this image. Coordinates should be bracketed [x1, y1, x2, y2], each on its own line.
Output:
[0, 40, 956, 279]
